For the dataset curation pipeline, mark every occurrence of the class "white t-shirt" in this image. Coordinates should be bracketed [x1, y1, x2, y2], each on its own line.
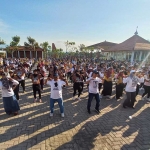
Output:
[71, 68, 75, 73]
[144, 75, 150, 86]
[87, 77, 102, 94]
[88, 72, 93, 78]
[123, 76, 140, 92]
[17, 70, 25, 81]
[99, 71, 104, 78]
[0, 79, 19, 97]
[47, 79, 66, 99]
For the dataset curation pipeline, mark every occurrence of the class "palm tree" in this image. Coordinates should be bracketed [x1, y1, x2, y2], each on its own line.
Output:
[40, 42, 51, 58]
[6, 35, 20, 58]
[64, 41, 75, 53]
[24, 36, 39, 58]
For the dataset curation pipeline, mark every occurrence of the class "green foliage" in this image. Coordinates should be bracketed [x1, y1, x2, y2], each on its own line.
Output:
[40, 41, 51, 58]
[78, 44, 85, 52]
[27, 36, 36, 46]
[6, 35, 20, 56]
[0, 38, 5, 45]
[52, 48, 65, 58]
[12, 36, 20, 44]
[65, 40, 75, 52]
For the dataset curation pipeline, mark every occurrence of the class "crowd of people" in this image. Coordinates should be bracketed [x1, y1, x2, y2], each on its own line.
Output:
[0, 57, 150, 117]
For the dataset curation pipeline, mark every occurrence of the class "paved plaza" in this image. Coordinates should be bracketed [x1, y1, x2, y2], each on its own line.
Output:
[0, 75, 150, 150]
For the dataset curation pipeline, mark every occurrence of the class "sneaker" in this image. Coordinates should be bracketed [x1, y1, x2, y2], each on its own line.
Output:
[50, 113, 53, 117]
[39, 99, 42, 103]
[95, 108, 100, 114]
[34, 99, 37, 103]
[72, 97, 75, 100]
[61, 113, 64, 118]
[78, 97, 81, 100]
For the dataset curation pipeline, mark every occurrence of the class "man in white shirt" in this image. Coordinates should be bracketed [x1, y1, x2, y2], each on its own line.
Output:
[47, 73, 68, 117]
[86, 70, 102, 114]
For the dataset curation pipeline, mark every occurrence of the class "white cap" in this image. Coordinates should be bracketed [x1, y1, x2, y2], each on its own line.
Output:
[130, 70, 136, 74]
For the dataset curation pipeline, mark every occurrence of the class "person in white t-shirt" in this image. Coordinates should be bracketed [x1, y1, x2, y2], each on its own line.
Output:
[142, 71, 150, 101]
[47, 73, 68, 117]
[123, 70, 141, 108]
[86, 70, 102, 114]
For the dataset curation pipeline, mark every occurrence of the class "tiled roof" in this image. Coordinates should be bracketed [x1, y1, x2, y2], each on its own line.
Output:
[135, 43, 150, 50]
[105, 35, 150, 52]
[87, 41, 117, 49]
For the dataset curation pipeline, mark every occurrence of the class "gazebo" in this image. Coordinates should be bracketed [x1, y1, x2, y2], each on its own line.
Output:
[5, 46, 44, 59]
[104, 31, 150, 62]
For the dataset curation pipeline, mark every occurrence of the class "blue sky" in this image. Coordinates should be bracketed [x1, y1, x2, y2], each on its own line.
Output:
[0, 0, 150, 50]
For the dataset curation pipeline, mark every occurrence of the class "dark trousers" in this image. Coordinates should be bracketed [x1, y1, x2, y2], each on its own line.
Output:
[140, 83, 144, 88]
[14, 85, 19, 100]
[98, 83, 102, 92]
[32, 84, 41, 99]
[19, 80, 25, 91]
[73, 82, 82, 97]
[80, 82, 84, 92]
[87, 93, 100, 111]
[102, 80, 112, 96]
[142, 85, 150, 98]
[40, 79, 44, 90]
[123, 92, 136, 107]
[136, 84, 140, 96]
[67, 72, 71, 80]
[116, 83, 124, 99]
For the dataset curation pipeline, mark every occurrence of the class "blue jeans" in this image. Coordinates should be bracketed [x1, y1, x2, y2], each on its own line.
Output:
[50, 98, 64, 113]
[87, 93, 100, 111]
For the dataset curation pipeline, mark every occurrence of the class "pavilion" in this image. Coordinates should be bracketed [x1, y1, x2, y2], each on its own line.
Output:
[5, 46, 44, 59]
[104, 31, 150, 62]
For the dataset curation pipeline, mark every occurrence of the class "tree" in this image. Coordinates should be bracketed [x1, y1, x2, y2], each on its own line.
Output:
[24, 36, 39, 58]
[64, 41, 75, 53]
[0, 38, 5, 45]
[52, 48, 64, 58]
[78, 44, 85, 59]
[40, 42, 51, 58]
[86, 47, 94, 58]
[6, 35, 20, 58]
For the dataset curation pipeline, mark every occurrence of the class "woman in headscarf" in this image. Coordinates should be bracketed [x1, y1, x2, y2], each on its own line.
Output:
[102, 67, 114, 98]
[115, 70, 124, 100]
[0, 72, 20, 115]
